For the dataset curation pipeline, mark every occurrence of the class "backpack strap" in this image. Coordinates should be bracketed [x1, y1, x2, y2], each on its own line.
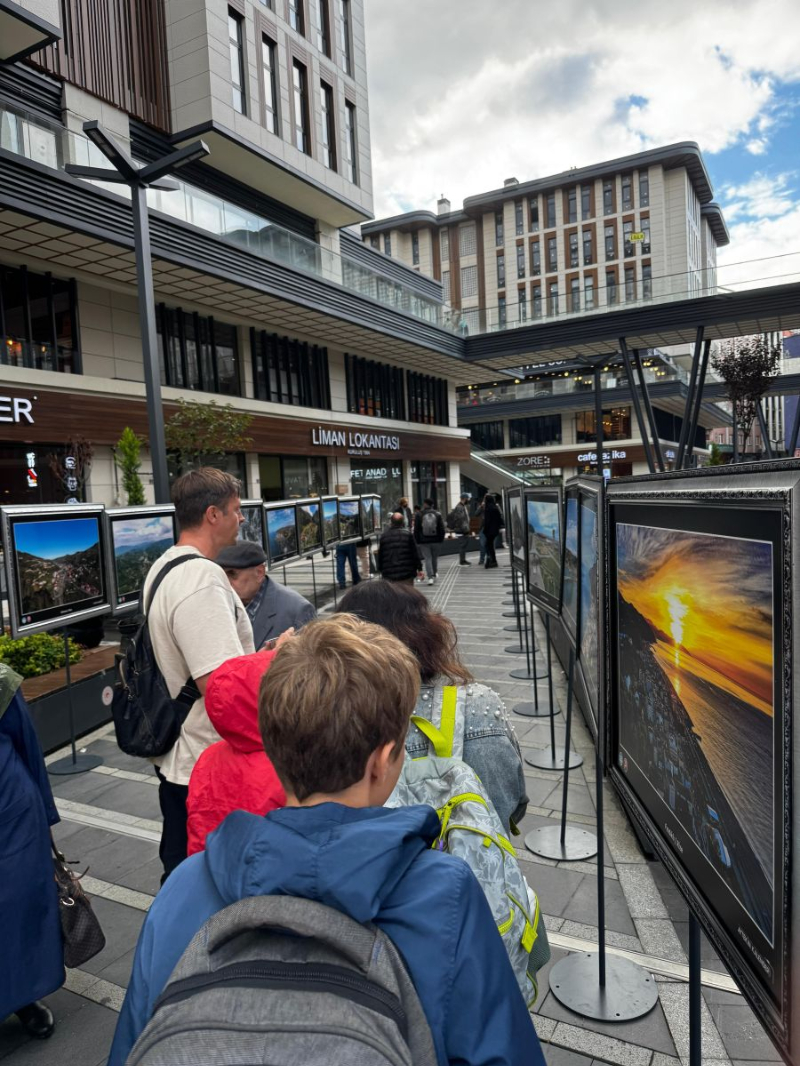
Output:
[410, 685, 458, 758]
[142, 553, 208, 707]
[144, 553, 206, 615]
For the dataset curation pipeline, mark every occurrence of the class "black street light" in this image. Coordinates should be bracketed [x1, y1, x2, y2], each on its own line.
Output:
[65, 121, 209, 503]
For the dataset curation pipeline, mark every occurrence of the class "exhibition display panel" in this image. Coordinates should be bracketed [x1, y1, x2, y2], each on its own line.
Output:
[606, 462, 799, 1062]
[371, 495, 383, 533]
[523, 486, 563, 616]
[238, 500, 267, 548]
[338, 497, 362, 543]
[264, 502, 300, 566]
[104, 505, 178, 616]
[1, 504, 111, 638]
[562, 492, 579, 647]
[321, 496, 340, 545]
[296, 498, 323, 555]
[359, 495, 376, 537]
[506, 487, 527, 575]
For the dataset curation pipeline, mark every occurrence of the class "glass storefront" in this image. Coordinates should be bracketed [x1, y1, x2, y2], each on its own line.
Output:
[411, 461, 448, 514]
[259, 455, 328, 501]
[350, 462, 403, 530]
[0, 443, 73, 505]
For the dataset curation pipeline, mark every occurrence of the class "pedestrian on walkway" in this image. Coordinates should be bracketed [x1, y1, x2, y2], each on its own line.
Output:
[446, 492, 472, 566]
[0, 665, 62, 1040]
[143, 468, 255, 883]
[377, 512, 423, 585]
[335, 541, 360, 589]
[482, 495, 504, 569]
[414, 497, 445, 585]
[395, 495, 413, 528]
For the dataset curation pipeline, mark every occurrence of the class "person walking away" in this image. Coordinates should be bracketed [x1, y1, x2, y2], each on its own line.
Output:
[215, 541, 315, 649]
[414, 497, 445, 585]
[143, 468, 256, 882]
[482, 495, 503, 569]
[186, 650, 287, 855]
[446, 493, 472, 566]
[108, 615, 544, 1066]
[0, 665, 62, 1040]
[335, 542, 360, 589]
[395, 496, 413, 528]
[377, 512, 423, 585]
[492, 493, 507, 549]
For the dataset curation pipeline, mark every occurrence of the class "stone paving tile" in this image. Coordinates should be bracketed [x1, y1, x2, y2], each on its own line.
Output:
[562, 871, 638, 938]
[543, 1045, 595, 1066]
[701, 989, 781, 1062]
[51, 823, 161, 896]
[79, 897, 146, 979]
[56, 778, 161, 822]
[548, 1021, 655, 1066]
[542, 982, 678, 1059]
[634, 919, 686, 964]
[0, 989, 117, 1066]
[616, 865, 670, 920]
[656, 982, 729, 1062]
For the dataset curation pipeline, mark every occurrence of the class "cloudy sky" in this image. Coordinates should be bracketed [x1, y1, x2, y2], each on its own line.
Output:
[363, 0, 800, 279]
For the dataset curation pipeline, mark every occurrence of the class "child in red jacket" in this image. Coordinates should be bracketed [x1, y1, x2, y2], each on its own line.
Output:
[187, 650, 286, 855]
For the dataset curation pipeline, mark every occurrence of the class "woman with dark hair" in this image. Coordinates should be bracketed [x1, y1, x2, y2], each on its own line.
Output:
[337, 582, 528, 832]
[482, 494, 504, 569]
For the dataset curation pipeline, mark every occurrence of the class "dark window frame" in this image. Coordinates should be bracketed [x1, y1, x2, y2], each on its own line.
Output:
[292, 58, 311, 154]
[228, 8, 247, 115]
[317, 0, 331, 54]
[288, 0, 305, 35]
[159, 305, 241, 396]
[344, 100, 358, 184]
[338, 0, 353, 75]
[0, 264, 81, 374]
[320, 78, 337, 170]
[261, 33, 280, 135]
[251, 328, 330, 408]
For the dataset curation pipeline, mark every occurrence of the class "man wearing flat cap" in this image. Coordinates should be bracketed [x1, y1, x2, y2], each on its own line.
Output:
[215, 541, 316, 649]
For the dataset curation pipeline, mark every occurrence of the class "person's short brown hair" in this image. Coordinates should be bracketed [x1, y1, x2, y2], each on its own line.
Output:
[171, 467, 242, 529]
[259, 614, 420, 801]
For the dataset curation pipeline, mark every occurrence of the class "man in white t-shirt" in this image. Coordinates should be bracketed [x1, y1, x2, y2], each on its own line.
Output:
[142, 467, 255, 882]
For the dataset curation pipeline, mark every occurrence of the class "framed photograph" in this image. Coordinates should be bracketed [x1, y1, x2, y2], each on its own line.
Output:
[523, 486, 563, 617]
[264, 502, 299, 566]
[607, 461, 800, 1060]
[505, 487, 526, 575]
[105, 505, 178, 616]
[238, 500, 266, 549]
[359, 495, 375, 537]
[1, 504, 111, 638]
[296, 498, 323, 555]
[562, 490, 580, 647]
[566, 476, 604, 746]
[321, 496, 340, 545]
[338, 497, 362, 543]
[371, 495, 383, 533]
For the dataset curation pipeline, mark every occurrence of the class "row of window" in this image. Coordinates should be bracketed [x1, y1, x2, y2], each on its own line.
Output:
[512, 264, 653, 321]
[497, 219, 651, 284]
[344, 354, 450, 426]
[158, 306, 240, 395]
[250, 329, 332, 409]
[251, 0, 353, 72]
[0, 264, 80, 375]
[469, 408, 633, 450]
[228, 7, 358, 182]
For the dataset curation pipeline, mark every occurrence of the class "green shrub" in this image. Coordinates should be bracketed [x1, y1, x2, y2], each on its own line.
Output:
[0, 632, 82, 679]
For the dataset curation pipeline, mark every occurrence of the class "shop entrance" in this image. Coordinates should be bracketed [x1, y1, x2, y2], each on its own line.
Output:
[350, 463, 403, 531]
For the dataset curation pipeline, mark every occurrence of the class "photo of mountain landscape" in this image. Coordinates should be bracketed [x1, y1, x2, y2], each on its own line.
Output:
[508, 492, 525, 572]
[266, 506, 298, 563]
[111, 514, 175, 606]
[13, 515, 104, 620]
[578, 494, 600, 715]
[322, 498, 340, 543]
[525, 493, 561, 613]
[339, 499, 361, 540]
[563, 495, 579, 642]
[298, 501, 322, 552]
[239, 505, 265, 547]
[616, 522, 775, 941]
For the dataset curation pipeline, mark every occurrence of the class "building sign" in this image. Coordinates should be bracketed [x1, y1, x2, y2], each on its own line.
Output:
[0, 395, 35, 424]
[630, 232, 645, 242]
[515, 454, 551, 468]
[577, 449, 628, 464]
[25, 451, 37, 489]
[311, 427, 401, 456]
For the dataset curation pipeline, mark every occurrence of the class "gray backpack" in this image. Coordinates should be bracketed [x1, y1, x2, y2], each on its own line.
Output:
[126, 895, 437, 1066]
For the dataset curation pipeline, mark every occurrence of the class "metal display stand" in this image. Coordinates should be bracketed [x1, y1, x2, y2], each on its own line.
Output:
[525, 644, 583, 771]
[689, 913, 702, 1066]
[47, 631, 104, 776]
[504, 572, 527, 654]
[514, 607, 556, 718]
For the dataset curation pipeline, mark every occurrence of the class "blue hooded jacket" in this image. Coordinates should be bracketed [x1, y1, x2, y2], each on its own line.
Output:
[109, 803, 544, 1066]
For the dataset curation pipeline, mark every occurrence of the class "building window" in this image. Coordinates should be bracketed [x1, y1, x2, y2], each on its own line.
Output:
[581, 184, 591, 219]
[570, 277, 580, 312]
[530, 198, 539, 231]
[547, 235, 558, 271]
[568, 188, 577, 224]
[569, 231, 578, 268]
[509, 414, 562, 447]
[441, 229, 450, 259]
[584, 276, 595, 310]
[344, 101, 358, 183]
[531, 240, 541, 275]
[320, 80, 336, 169]
[621, 174, 633, 210]
[461, 264, 478, 298]
[583, 229, 593, 264]
[261, 35, 279, 134]
[292, 60, 310, 153]
[495, 209, 504, 247]
[412, 231, 420, 265]
[498, 295, 507, 328]
[338, 0, 352, 74]
[0, 264, 80, 374]
[606, 269, 617, 304]
[317, 0, 331, 54]
[383, 233, 391, 256]
[370, 235, 379, 249]
[545, 192, 556, 228]
[442, 270, 451, 302]
[604, 223, 616, 260]
[345, 353, 407, 420]
[518, 288, 527, 322]
[407, 369, 449, 426]
[250, 329, 331, 407]
[497, 252, 505, 288]
[459, 223, 477, 257]
[532, 285, 542, 319]
[289, 0, 305, 34]
[470, 421, 504, 451]
[159, 306, 240, 395]
[623, 219, 634, 257]
[228, 9, 246, 115]
[411, 460, 448, 513]
[576, 406, 630, 443]
[516, 244, 526, 279]
[548, 282, 559, 316]
[625, 266, 636, 301]
[515, 201, 524, 236]
[642, 264, 652, 299]
[603, 179, 614, 215]
[639, 171, 649, 207]
[641, 217, 650, 254]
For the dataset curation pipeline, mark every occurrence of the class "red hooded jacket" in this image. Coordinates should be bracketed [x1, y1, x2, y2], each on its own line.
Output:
[186, 650, 286, 856]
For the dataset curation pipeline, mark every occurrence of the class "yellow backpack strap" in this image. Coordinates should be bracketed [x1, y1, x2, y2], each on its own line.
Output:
[411, 685, 458, 758]
[410, 715, 450, 757]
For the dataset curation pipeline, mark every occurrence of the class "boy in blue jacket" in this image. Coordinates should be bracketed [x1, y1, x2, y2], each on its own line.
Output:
[108, 614, 544, 1066]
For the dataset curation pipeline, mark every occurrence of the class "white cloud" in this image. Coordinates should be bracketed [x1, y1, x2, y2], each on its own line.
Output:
[718, 174, 800, 287]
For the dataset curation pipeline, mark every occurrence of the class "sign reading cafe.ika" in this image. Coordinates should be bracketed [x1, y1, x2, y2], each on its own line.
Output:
[311, 426, 401, 454]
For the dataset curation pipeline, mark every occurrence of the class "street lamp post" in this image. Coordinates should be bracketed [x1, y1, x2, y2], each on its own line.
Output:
[65, 121, 209, 503]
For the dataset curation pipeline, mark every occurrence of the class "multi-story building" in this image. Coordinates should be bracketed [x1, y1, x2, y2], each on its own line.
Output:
[362, 143, 729, 332]
[0, 0, 471, 519]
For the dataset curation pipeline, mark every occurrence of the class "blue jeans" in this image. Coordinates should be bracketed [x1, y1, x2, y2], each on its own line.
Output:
[336, 543, 360, 587]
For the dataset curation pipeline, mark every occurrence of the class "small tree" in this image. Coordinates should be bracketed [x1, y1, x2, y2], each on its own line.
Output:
[711, 338, 781, 461]
[48, 436, 93, 502]
[707, 442, 724, 466]
[115, 427, 146, 505]
[165, 398, 253, 471]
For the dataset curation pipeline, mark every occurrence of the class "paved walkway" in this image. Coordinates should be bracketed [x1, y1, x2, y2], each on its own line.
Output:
[0, 552, 779, 1066]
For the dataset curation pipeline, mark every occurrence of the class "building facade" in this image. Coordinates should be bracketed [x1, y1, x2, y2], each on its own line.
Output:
[0, 0, 471, 521]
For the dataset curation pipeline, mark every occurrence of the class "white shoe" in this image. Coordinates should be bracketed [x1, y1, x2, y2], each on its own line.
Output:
[427, 578, 434, 585]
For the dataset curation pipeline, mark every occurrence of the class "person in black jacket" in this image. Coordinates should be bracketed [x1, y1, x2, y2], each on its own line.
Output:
[482, 495, 504, 569]
[377, 513, 423, 585]
[414, 498, 446, 585]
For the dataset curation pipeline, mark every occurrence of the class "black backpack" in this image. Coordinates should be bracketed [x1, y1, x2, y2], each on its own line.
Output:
[111, 555, 204, 759]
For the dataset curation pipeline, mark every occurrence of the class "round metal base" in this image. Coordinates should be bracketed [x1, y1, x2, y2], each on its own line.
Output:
[510, 666, 548, 680]
[501, 601, 515, 608]
[525, 747, 583, 770]
[48, 752, 104, 776]
[504, 645, 526, 654]
[504, 623, 522, 632]
[514, 700, 558, 718]
[549, 953, 658, 1021]
[502, 610, 519, 618]
[525, 824, 597, 861]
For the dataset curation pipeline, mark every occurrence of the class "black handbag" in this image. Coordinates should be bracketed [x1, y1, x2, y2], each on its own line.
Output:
[52, 839, 106, 968]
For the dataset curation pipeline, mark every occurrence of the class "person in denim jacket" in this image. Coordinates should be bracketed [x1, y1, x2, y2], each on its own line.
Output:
[337, 582, 528, 833]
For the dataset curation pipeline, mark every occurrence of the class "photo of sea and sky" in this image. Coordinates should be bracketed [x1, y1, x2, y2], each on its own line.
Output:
[526, 496, 561, 606]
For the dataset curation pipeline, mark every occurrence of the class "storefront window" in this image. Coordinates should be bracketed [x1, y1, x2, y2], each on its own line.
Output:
[259, 455, 328, 500]
[0, 444, 72, 505]
[575, 406, 631, 443]
[411, 461, 448, 513]
[350, 463, 403, 530]
[0, 264, 80, 374]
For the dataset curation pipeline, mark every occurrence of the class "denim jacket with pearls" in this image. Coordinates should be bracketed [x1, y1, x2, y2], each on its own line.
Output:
[405, 679, 529, 833]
